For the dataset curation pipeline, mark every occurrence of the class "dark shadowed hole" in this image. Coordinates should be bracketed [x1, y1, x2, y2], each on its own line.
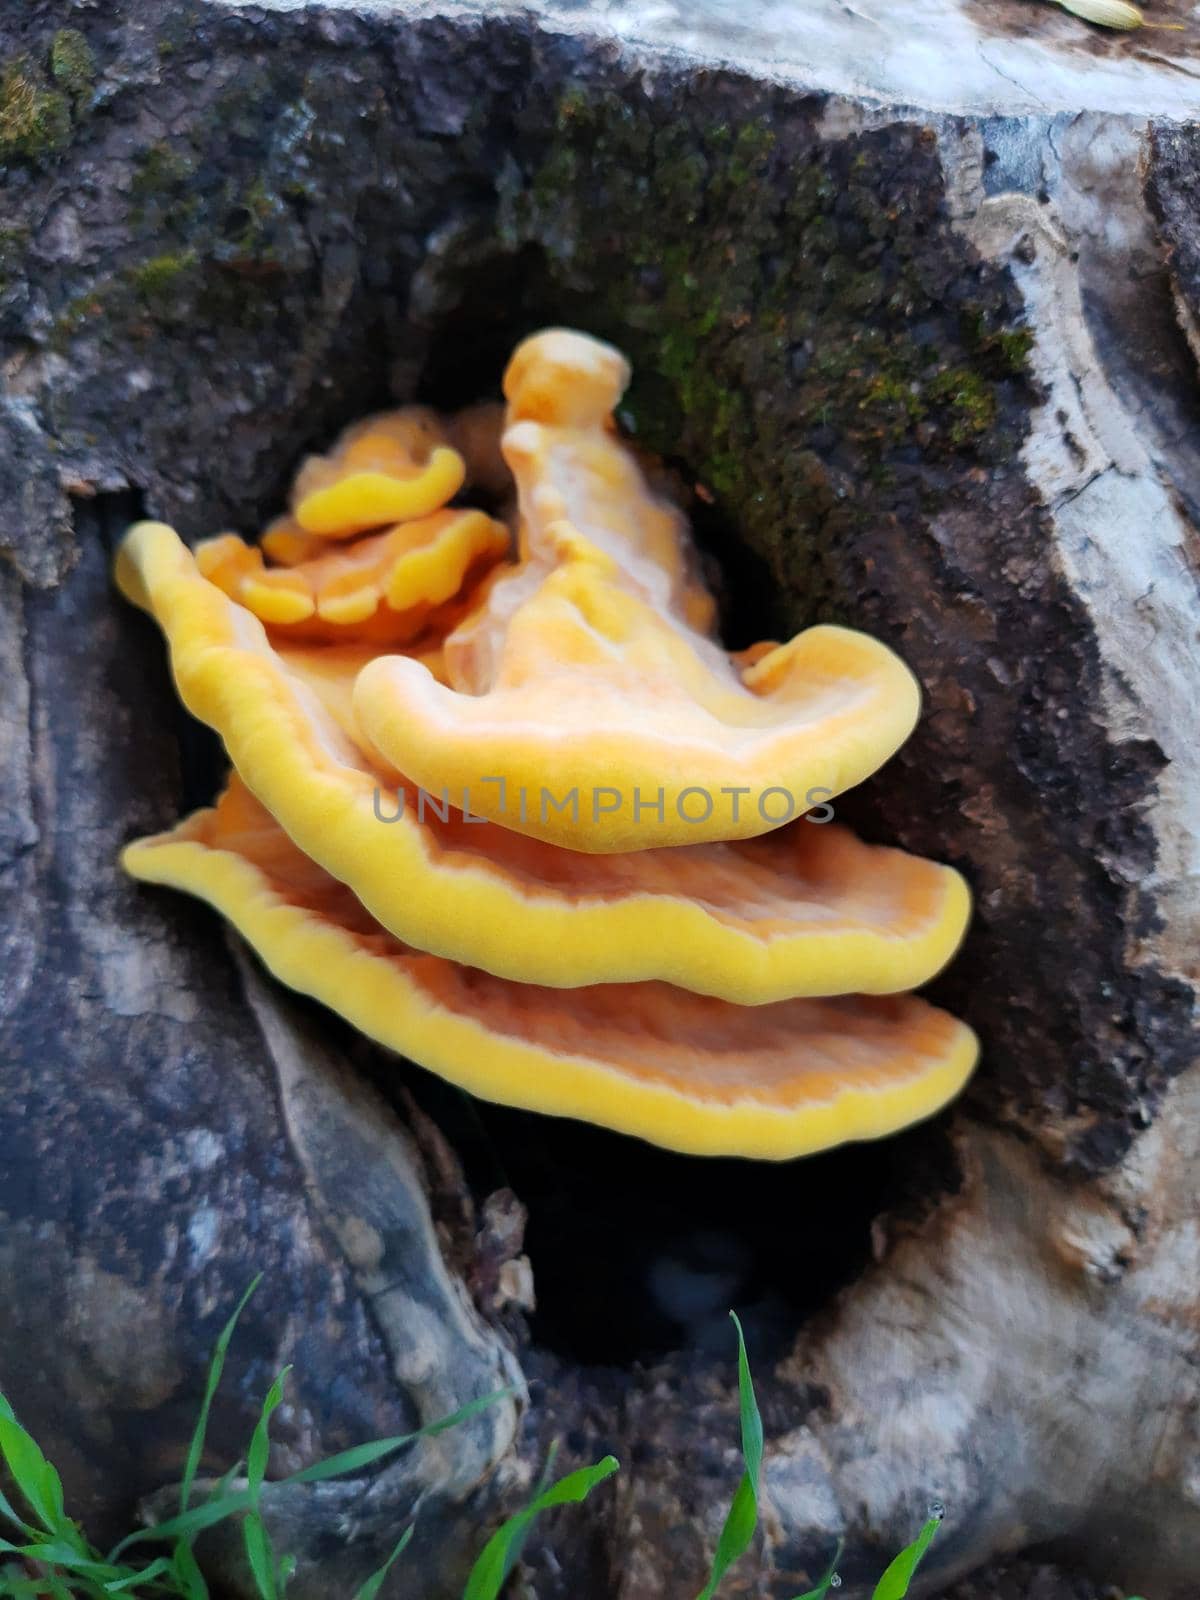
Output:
[405, 1070, 957, 1366]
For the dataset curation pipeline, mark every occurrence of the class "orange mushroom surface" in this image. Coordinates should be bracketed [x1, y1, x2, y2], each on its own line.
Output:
[291, 406, 467, 537]
[124, 775, 979, 1160]
[195, 507, 509, 642]
[353, 331, 921, 851]
[116, 521, 970, 1002]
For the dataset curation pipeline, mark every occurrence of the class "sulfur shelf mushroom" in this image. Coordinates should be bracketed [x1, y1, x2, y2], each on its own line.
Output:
[194, 507, 509, 642]
[115, 521, 970, 1002]
[117, 328, 978, 1155]
[124, 774, 979, 1161]
[291, 406, 468, 537]
[352, 330, 921, 852]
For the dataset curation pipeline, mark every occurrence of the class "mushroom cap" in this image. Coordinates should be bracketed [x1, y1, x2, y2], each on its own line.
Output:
[124, 775, 979, 1161]
[354, 527, 920, 851]
[349, 331, 920, 851]
[115, 521, 969, 1001]
[291, 407, 467, 537]
[195, 507, 509, 642]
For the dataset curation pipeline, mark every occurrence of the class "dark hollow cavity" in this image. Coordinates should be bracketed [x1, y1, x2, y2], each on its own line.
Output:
[406, 1070, 959, 1365]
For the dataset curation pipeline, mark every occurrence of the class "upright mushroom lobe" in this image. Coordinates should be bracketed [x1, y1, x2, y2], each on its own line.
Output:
[353, 330, 921, 850]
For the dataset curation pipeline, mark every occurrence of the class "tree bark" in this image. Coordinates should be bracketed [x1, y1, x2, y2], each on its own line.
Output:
[1, 2, 1198, 1596]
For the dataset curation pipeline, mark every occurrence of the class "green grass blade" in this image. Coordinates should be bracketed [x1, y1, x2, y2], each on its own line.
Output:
[180, 1276, 262, 1516]
[168, 1536, 210, 1600]
[498, 1442, 559, 1587]
[0, 1484, 34, 1537]
[0, 1575, 57, 1598]
[112, 1387, 514, 1556]
[2, 1541, 123, 1579]
[0, 1387, 29, 1535]
[352, 1525, 413, 1600]
[695, 1311, 764, 1600]
[0, 1415, 71, 1541]
[791, 1538, 843, 1599]
[732, 1313, 764, 1489]
[461, 1456, 619, 1600]
[242, 1367, 290, 1600]
[243, 1514, 276, 1600]
[111, 1490, 259, 1556]
[246, 1369, 289, 1504]
[8, 1572, 74, 1600]
[103, 1555, 173, 1591]
[871, 1507, 944, 1600]
[286, 1388, 516, 1485]
[208, 1460, 244, 1506]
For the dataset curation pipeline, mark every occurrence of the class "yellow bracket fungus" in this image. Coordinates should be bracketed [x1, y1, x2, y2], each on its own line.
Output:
[115, 327, 978, 1159]
[291, 406, 468, 537]
[116, 520, 969, 1003]
[195, 507, 509, 641]
[352, 330, 920, 851]
[125, 776, 978, 1161]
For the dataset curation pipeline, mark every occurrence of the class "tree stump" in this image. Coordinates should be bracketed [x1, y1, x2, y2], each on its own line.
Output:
[2, 2, 1198, 1596]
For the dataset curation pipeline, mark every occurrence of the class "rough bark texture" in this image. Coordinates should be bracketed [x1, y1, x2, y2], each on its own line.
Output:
[1, 1, 1198, 1597]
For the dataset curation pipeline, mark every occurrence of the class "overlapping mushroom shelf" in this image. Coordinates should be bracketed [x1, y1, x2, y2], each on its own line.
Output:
[117, 329, 977, 1159]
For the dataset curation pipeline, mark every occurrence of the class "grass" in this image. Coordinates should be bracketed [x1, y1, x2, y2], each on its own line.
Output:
[0, 1288, 1127, 1599]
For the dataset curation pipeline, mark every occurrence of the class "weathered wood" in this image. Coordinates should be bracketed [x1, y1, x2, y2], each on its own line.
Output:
[1, 2, 1198, 1595]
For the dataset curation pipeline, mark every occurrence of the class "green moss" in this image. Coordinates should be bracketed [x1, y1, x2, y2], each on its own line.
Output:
[959, 304, 1036, 376]
[925, 366, 997, 444]
[49, 29, 95, 105]
[973, 323, 1035, 377]
[554, 84, 590, 130]
[130, 141, 199, 231]
[724, 119, 775, 189]
[501, 88, 1034, 623]
[155, 8, 196, 62]
[50, 287, 112, 351]
[0, 57, 71, 162]
[132, 142, 194, 198]
[859, 371, 924, 436]
[129, 250, 198, 307]
[0, 223, 29, 291]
